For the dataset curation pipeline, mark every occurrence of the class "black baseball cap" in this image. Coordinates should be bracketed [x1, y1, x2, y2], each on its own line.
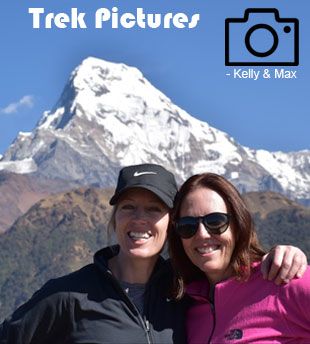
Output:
[109, 164, 178, 208]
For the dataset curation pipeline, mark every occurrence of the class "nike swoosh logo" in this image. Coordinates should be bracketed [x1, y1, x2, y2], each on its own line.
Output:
[133, 171, 157, 177]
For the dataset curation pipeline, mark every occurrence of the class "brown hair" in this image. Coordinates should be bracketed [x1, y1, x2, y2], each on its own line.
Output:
[168, 173, 265, 298]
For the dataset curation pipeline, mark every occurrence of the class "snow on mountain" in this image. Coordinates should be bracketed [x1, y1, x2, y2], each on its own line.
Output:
[0, 132, 37, 174]
[0, 158, 37, 174]
[1, 57, 309, 202]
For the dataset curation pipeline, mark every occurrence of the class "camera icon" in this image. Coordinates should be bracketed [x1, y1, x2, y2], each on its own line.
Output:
[225, 8, 299, 66]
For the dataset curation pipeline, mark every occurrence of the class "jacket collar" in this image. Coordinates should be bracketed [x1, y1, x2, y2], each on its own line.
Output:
[93, 245, 169, 283]
[186, 279, 210, 301]
[186, 262, 262, 301]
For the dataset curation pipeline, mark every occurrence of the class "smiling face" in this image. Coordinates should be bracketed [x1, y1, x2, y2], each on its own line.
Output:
[114, 188, 170, 262]
[180, 187, 235, 285]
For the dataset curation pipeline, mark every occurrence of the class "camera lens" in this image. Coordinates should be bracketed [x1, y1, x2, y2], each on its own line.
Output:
[245, 24, 278, 58]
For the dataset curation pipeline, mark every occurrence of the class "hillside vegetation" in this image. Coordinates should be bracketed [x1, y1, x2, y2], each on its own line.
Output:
[0, 189, 309, 322]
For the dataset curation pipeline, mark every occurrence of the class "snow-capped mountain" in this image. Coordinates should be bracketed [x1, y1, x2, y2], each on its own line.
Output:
[1, 57, 309, 203]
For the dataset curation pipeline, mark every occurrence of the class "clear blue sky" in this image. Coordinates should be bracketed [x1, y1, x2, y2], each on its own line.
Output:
[0, 0, 309, 155]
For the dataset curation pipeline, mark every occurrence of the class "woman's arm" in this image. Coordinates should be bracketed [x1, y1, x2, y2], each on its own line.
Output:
[278, 266, 310, 339]
[0, 282, 71, 344]
[261, 245, 308, 285]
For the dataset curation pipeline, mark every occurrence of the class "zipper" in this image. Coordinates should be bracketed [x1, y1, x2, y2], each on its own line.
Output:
[143, 316, 152, 344]
[106, 270, 153, 344]
[207, 286, 216, 344]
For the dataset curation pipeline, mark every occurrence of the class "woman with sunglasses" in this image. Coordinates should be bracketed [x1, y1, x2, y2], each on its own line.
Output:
[169, 173, 310, 343]
[0, 164, 307, 344]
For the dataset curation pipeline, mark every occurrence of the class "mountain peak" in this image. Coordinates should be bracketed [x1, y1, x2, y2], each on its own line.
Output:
[79, 56, 140, 74]
[37, 57, 175, 132]
[0, 57, 309, 203]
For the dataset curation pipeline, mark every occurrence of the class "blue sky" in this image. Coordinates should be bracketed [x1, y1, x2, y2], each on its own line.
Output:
[0, 0, 309, 155]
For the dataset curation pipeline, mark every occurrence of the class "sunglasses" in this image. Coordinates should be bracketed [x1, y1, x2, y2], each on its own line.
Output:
[175, 212, 230, 239]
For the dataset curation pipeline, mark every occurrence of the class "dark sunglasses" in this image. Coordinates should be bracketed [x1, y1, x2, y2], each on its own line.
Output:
[175, 212, 230, 239]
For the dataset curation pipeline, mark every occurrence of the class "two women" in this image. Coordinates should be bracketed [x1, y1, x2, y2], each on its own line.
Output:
[0, 164, 308, 343]
[169, 172, 310, 343]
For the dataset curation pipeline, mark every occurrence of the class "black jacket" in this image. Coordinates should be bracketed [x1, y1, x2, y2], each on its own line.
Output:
[0, 245, 187, 344]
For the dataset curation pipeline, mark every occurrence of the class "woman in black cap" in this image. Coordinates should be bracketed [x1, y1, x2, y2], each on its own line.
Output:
[0, 164, 307, 344]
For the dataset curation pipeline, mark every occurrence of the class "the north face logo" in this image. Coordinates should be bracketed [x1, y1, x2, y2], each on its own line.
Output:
[224, 329, 243, 340]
